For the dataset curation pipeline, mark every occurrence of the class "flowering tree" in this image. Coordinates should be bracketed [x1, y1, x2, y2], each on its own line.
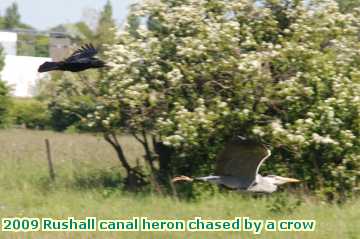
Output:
[56, 0, 360, 198]
[337, 0, 360, 12]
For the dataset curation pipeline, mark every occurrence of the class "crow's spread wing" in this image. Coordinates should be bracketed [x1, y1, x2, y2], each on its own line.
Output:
[65, 44, 98, 62]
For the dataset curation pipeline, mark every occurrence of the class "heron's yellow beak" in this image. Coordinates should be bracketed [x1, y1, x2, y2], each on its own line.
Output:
[283, 177, 301, 183]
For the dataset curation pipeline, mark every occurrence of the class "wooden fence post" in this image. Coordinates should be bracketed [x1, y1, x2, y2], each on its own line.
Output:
[45, 139, 55, 181]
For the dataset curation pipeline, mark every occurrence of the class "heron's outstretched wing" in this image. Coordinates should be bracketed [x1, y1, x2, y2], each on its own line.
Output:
[215, 137, 271, 183]
[65, 44, 98, 62]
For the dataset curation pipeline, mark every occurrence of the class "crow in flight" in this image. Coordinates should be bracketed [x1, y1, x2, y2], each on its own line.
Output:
[38, 44, 106, 73]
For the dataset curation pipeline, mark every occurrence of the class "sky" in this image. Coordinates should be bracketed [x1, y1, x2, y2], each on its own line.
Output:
[0, 0, 137, 30]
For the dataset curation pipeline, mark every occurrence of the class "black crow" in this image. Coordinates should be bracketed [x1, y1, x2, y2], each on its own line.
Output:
[38, 44, 106, 73]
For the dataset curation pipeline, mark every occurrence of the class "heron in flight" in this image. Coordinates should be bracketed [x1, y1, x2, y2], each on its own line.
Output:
[38, 44, 106, 73]
[172, 137, 300, 193]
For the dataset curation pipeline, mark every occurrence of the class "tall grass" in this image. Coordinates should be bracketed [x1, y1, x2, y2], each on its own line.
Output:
[0, 129, 359, 238]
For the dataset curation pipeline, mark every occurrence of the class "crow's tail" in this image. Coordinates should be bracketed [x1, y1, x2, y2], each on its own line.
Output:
[38, 62, 60, 72]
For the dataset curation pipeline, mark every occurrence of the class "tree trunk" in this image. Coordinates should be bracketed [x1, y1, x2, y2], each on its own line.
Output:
[104, 132, 146, 189]
[104, 132, 131, 172]
[141, 130, 156, 171]
[153, 139, 174, 183]
[131, 131, 156, 173]
[132, 131, 165, 193]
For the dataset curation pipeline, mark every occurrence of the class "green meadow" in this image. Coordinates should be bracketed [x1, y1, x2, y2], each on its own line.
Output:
[0, 129, 359, 239]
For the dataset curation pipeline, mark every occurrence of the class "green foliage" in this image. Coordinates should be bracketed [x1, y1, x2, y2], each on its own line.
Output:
[94, 0, 117, 49]
[75, 22, 95, 41]
[0, 2, 32, 30]
[3, 2, 20, 29]
[0, 46, 4, 70]
[336, 0, 360, 12]
[34, 35, 50, 57]
[0, 47, 11, 127]
[0, 17, 4, 29]
[126, 10, 140, 38]
[48, 94, 96, 132]
[10, 99, 50, 129]
[34, 75, 57, 101]
[0, 81, 11, 127]
[17, 34, 36, 56]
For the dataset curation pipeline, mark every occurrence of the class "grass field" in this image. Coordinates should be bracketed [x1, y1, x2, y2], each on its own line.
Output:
[0, 129, 359, 239]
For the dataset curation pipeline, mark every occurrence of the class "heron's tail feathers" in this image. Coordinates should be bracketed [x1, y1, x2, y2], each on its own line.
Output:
[38, 62, 60, 72]
[172, 175, 194, 183]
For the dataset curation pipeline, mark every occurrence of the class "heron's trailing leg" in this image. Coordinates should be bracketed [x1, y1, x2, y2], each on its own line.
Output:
[172, 175, 222, 184]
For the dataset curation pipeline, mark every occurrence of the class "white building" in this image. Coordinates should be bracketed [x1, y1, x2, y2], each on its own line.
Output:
[0, 31, 50, 97]
[0, 31, 17, 55]
[1, 55, 51, 97]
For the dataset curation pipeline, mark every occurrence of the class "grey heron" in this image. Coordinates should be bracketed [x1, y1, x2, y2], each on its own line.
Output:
[172, 137, 300, 193]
